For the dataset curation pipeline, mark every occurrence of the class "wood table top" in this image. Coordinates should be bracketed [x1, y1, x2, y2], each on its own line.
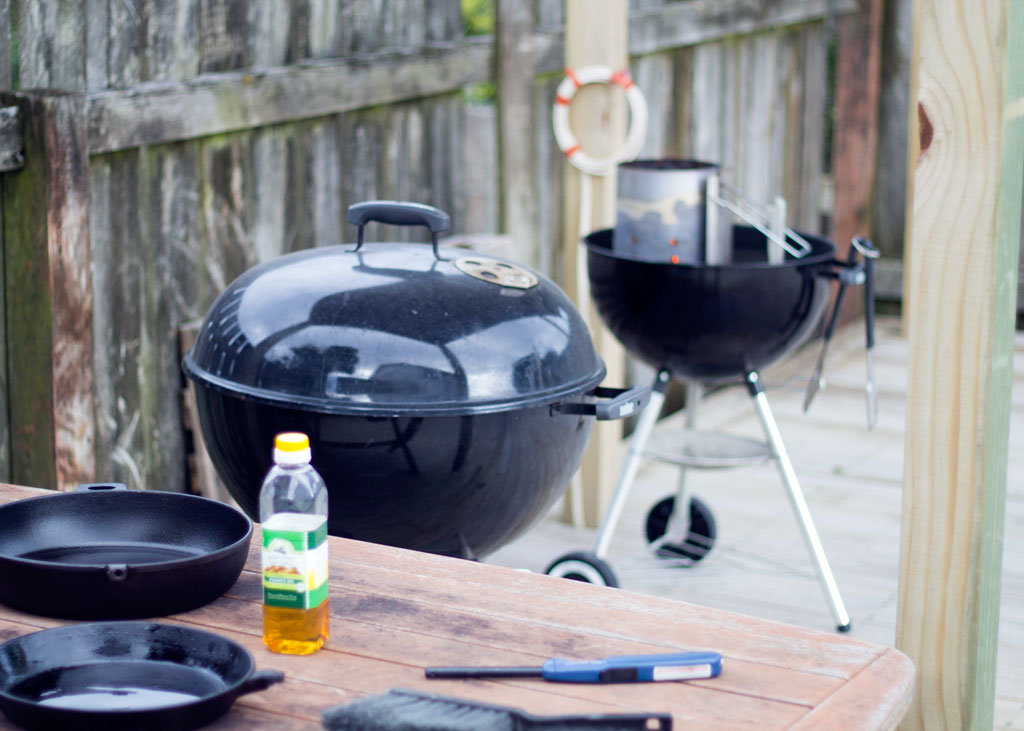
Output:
[0, 483, 914, 729]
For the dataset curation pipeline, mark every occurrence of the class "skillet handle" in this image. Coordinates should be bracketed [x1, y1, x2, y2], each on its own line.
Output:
[235, 670, 286, 697]
[552, 385, 651, 421]
[75, 483, 128, 492]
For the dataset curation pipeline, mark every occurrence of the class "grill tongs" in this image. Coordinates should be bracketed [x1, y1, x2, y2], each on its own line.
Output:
[802, 236, 881, 428]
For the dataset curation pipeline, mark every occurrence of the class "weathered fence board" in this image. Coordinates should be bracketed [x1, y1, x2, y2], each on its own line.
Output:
[0, 0, 10, 90]
[14, 1, 87, 89]
[874, 0, 913, 263]
[140, 143, 199, 495]
[0, 106, 22, 171]
[628, 0, 855, 56]
[0, 91, 95, 491]
[496, 1, 540, 266]
[91, 150, 145, 491]
[87, 41, 492, 155]
[831, 0, 883, 330]
[795, 27, 829, 232]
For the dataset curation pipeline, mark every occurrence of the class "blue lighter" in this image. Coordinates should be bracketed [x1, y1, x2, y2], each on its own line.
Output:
[425, 651, 723, 683]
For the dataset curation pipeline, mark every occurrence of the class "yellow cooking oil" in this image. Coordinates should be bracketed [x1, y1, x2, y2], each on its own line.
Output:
[259, 433, 330, 655]
[262, 591, 330, 654]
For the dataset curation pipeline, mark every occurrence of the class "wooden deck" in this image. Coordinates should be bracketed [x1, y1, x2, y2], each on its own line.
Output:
[488, 316, 1024, 729]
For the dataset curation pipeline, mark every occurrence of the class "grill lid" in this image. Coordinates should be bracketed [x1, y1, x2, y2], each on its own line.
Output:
[183, 202, 605, 416]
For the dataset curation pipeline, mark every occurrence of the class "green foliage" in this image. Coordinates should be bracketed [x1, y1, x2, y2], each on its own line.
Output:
[464, 81, 496, 104]
[462, 0, 494, 36]
[461, 0, 494, 101]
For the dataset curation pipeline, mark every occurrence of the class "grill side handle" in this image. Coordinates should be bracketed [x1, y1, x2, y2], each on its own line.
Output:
[552, 385, 651, 421]
[802, 236, 880, 426]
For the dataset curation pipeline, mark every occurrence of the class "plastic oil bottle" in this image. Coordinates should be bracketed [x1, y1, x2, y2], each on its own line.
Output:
[260, 432, 330, 654]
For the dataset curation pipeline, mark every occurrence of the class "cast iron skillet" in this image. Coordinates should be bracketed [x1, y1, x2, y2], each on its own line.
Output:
[0, 484, 251, 619]
[0, 622, 284, 730]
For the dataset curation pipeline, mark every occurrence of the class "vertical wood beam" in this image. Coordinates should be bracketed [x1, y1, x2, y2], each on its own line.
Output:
[562, 0, 628, 526]
[0, 91, 96, 490]
[896, 1, 1022, 728]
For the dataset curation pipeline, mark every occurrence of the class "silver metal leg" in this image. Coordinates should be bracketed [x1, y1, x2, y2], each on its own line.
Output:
[747, 372, 852, 631]
[590, 371, 670, 559]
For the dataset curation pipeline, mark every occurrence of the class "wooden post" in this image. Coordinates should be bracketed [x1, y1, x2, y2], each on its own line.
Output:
[561, 0, 628, 527]
[896, 1, 1022, 728]
[0, 91, 96, 491]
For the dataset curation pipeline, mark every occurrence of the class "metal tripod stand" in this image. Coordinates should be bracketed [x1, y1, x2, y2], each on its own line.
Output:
[546, 368, 852, 633]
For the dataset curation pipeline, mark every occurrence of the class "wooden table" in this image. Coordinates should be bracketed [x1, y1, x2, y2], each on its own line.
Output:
[0, 484, 914, 729]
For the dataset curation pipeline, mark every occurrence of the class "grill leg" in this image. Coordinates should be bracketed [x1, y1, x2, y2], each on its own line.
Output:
[746, 371, 852, 632]
[590, 370, 670, 559]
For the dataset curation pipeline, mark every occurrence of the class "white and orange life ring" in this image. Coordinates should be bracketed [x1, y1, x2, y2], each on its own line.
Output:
[552, 66, 648, 176]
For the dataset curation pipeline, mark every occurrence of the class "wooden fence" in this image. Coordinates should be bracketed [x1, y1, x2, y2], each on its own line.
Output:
[1, 0, 889, 495]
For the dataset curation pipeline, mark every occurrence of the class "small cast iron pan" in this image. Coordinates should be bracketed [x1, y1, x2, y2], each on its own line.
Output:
[0, 622, 284, 730]
[0, 484, 252, 619]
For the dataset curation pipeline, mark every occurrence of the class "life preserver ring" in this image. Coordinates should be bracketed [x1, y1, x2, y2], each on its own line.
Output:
[552, 66, 648, 175]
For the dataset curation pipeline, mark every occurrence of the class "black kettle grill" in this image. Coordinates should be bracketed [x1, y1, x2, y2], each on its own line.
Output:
[183, 202, 648, 559]
[544, 161, 878, 632]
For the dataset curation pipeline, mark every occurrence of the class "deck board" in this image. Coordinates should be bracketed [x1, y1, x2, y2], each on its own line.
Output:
[488, 316, 1024, 729]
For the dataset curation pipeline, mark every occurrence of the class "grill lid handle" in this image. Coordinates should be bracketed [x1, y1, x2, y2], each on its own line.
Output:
[347, 201, 451, 260]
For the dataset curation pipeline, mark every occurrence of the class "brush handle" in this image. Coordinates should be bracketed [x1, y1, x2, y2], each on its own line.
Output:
[526, 711, 673, 729]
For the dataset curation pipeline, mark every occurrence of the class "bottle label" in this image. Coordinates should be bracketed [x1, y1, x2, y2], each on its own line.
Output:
[262, 513, 329, 610]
